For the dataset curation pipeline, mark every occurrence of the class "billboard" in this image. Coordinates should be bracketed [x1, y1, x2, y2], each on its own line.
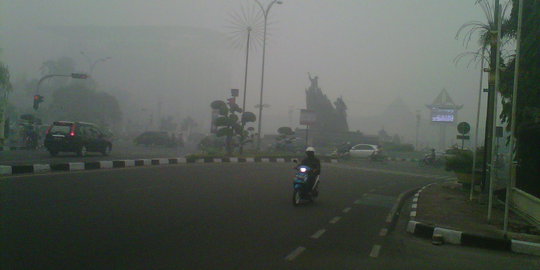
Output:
[300, 109, 316, 125]
[431, 108, 456, 123]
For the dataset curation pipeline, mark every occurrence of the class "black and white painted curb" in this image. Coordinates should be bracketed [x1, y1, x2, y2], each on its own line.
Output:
[406, 183, 540, 256]
[386, 157, 421, 162]
[0, 157, 339, 176]
[0, 146, 28, 151]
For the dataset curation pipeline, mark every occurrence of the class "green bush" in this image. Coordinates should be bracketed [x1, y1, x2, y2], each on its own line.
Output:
[444, 146, 485, 174]
[445, 150, 473, 173]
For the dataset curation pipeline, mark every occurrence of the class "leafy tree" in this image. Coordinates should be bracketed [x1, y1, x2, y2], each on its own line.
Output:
[0, 61, 12, 93]
[274, 127, 297, 152]
[39, 57, 77, 91]
[500, 0, 540, 128]
[0, 60, 12, 145]
[499, 0, 540, 196]
[48, 82, 122, 129]
[40, 56, 76, 76]
[159, 115, 177, 132]
[210, 100, 256, 155]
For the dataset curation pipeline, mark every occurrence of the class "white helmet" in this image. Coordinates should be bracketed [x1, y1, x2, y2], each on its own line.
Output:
[305, 147, 316, 153]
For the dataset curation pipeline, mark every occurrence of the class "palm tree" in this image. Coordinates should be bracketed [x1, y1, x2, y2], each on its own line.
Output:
[455, 0, 513, 67]
[455, 0, 513, 196]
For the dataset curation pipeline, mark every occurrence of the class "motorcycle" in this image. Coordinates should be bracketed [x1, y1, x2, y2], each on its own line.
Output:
[292, 164, 320, 206]
[369, 150, 386, 162]
[419, 153, 444, 167]
[331, 144, 351, 159]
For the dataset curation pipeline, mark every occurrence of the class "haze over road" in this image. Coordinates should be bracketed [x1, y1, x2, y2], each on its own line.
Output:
[2, 162, 536, 269]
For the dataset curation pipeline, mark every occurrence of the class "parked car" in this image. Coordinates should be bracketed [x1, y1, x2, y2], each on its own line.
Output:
[349, 144, 379, 158]
[134, 131, 179, 147]
[44, 121, 113, 157]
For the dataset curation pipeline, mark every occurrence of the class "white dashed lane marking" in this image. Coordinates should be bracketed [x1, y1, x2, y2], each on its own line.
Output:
[311, 229, 326, 239]
[342, 207, 352, 213]
[329, 216, 342, 224]
[369, 245, 382, 258]
[285, 246, 306, 261]
[379, 228, 388, 236]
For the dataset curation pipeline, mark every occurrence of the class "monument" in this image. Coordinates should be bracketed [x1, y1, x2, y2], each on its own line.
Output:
[304, 73, 349, 144]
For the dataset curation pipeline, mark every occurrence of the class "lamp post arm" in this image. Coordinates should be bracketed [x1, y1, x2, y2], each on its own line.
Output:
[35, 74, 71, 94]
[254, 0, 265, 17]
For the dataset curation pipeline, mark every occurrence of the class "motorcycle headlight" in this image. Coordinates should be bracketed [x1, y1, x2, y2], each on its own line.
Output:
[299, 167, 307, 173]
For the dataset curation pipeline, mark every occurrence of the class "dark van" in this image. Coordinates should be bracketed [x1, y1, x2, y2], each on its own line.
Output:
[44, 121, 113, 157]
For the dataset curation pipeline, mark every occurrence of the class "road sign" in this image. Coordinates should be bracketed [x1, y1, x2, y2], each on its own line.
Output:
[457, 122, 470, 134]
[457, 135, 470, 140]
[299, 109, 316, 125]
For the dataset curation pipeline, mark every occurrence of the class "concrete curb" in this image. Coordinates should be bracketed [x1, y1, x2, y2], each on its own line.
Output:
[406, 183, 540, 256]
[385, 186, 422, 231]
[0, 157, 338, 176]
[0, 146, 29, 151]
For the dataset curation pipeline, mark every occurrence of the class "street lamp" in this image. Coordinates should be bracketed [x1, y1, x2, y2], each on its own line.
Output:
[254, 0, 283, 150]
[80, 51, 111, 75]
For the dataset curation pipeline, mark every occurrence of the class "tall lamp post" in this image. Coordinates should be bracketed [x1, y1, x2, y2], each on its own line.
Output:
[80, 51, 111, 75]
[254, 0, 282, 150]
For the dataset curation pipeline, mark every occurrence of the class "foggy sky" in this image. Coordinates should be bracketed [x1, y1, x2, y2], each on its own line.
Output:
[1, 0, 493, 143]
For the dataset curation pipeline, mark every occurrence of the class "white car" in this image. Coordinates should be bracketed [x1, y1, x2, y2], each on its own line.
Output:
[349, 144, 379, 158]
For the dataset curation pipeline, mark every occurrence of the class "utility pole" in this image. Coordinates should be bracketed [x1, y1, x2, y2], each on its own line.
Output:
[254, 0, 283, 151]
[504, 0, 524, 232]
[239, 27, 252, 154]
[482, 0, 500, 192]
[470, 46, 486, 201]
[488, 0, 502, 222]
[415, 110, 421, 150]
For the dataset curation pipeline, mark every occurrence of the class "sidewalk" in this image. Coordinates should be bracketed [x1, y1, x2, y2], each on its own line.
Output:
[414, 181, 540, 244]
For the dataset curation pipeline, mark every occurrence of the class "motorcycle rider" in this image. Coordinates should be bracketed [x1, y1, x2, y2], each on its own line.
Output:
[299, 147, 321, 193]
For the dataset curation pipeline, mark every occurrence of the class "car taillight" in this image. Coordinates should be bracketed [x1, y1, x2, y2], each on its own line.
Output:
[46, 126, 52, 135]
[70, 125, 76, 136]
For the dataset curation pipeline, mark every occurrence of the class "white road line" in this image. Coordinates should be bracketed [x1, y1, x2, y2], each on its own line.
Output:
[329, 216, 342, 224]
[369, 245, 381, 258]
[379, 228, 388, 236]
[311, 229, 326, 239]
[342, 207, 352, 213]
[285, 246, 306, 261]
[385, 213, 393, 223]
[410, 211, 417, 217]
[412, 197, 418, 203]
[411, 203, 417, 209]
[354, 199, 362, 204]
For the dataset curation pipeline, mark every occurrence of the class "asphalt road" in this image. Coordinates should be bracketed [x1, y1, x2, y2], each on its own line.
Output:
[1, 162, 536, 269]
